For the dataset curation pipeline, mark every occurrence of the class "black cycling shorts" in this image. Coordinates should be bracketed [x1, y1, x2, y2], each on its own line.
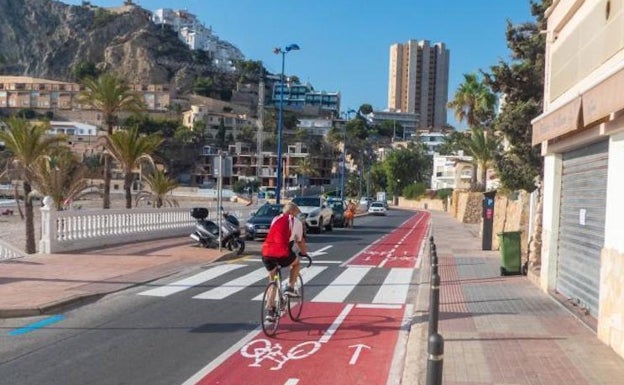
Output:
[262, 252, 296, 271]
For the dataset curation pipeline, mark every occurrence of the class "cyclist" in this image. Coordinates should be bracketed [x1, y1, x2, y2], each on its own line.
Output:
[261, 202, 309, 321]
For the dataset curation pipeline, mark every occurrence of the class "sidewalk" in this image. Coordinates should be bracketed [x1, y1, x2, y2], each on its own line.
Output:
[405, 210, 624, 385]
[0, 237, 232, 318]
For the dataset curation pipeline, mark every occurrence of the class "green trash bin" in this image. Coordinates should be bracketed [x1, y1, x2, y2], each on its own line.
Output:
[498, 231, 521, 276]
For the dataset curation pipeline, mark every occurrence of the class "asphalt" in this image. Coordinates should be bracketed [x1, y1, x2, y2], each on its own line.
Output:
[1, 210, 623, 384]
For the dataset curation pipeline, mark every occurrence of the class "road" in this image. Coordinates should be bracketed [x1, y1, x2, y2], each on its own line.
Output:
[0, 209, 429, 385]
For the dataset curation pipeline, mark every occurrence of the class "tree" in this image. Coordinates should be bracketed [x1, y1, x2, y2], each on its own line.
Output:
[77, 73, 145, 209]
[0, 118, 65, 253]
[484, 0, 550, 192]
[101, 126, 163, 209]
[448, 73, 497, 128]
[32, 147, 92, 211]
[448, 73, 498, 191]
[193, 77, 214, 97]
[135, 169, 179, 208]
[438, 130, 470, 155]
[466, 127, 499, 191]
[383, 142, 431, 200]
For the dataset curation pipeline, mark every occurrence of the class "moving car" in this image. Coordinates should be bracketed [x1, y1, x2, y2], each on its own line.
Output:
[368, 201, 387, 216]
[291, 196, 334, 233]
[245, 203, 283, 240]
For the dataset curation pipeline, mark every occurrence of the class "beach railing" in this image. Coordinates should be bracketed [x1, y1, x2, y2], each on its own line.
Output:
[0, 239, 27, 261]
[39, 197, 257, 254]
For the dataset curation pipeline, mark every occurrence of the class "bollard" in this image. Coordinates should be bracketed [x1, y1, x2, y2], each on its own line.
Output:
[428, 273, 440, 336]
[426, 332, 444, 385]
[431, 247, 438, 276]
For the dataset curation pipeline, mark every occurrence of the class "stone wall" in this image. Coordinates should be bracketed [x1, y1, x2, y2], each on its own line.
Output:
[598, 247, 624, 358]
[450, 190, 531, 254]
[397, 197, 445, 211]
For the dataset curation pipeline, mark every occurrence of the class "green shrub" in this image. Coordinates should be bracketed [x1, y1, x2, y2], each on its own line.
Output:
[403, 182, 427, 199]
[436, 188, 453, 200]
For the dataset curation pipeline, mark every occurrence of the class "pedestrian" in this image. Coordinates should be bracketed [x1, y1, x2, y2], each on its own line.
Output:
[345, 200, 356, 228]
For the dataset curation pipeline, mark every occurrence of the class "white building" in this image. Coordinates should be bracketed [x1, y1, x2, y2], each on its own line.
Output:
[531, 1, 624, 359]
[419, 132, 446, 155]
[430, 153, 473, 190]
[370, 110, 419, 139]
[151, 8, 244, 72]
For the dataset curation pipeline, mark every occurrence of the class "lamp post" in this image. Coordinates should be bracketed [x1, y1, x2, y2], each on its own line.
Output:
[341, 109, 356, 201]
[274, 43, 300, 204]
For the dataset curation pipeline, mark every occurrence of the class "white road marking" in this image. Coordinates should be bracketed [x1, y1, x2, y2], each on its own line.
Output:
[138, 264, 244, 297]
[319, 303, 354, 343]
[193, 268, 267, 300]
[373, 268, 414, 304]
[312, 267, 370, 302]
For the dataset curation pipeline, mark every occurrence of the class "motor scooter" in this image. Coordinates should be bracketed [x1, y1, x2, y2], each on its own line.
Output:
[189, 207, 245, 255]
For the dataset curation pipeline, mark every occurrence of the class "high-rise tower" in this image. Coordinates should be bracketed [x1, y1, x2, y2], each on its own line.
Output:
[387, 39, 450, 129]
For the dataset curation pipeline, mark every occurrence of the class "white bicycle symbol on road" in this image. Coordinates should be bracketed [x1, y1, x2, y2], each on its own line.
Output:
[240, 339, 322, 371]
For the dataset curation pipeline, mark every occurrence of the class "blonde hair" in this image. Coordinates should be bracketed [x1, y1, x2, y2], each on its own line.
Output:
[283, 201, 300, 215]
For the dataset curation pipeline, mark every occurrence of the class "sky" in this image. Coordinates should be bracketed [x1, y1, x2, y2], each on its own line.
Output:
[63, 0, 536, 129]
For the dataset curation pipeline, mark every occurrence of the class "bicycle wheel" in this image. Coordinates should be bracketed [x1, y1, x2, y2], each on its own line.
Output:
[288, 274, 304, 321]
[261, 281, 280, 337]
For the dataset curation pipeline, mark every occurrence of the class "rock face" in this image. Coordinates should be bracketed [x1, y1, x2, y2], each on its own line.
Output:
[0, 0, 222, 92]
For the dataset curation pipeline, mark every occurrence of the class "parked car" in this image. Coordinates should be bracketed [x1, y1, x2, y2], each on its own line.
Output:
[244, 203, 283, 240]
[291, 196, 334, 233]
[327, 198, 346, 227]
[368, 201, 387, 216]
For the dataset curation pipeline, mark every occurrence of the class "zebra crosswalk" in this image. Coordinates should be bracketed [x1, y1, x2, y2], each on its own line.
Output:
[137, 261, 416, 305]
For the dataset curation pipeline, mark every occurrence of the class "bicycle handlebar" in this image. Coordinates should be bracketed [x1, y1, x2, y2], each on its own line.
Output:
[299, 253, 312, 268]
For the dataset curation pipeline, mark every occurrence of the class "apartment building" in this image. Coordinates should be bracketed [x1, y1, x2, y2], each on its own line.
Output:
[271, 81, 341, 117]
[531, 0, 624, 359]
[387, 39, 450, 129]
[0, 76, 171, 112]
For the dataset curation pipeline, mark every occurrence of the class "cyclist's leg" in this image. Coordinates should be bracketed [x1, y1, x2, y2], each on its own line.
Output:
[262, 256, 278, 309]
[289, 258, 300, 288]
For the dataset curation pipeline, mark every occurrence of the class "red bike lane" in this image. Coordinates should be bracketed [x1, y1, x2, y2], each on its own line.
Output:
[184, 302, 409, 385]
[345, 210, 430, 268]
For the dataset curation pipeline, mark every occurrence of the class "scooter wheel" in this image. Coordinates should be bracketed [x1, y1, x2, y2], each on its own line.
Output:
[228, 238, 245, 255]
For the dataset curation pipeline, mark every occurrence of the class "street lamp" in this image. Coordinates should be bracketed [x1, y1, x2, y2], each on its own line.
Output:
[274, 43, 300, 204]
[340, 109, 356, 201]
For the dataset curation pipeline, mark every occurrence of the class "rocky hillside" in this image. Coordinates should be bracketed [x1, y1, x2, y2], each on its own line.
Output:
[0, 0, 229, 93]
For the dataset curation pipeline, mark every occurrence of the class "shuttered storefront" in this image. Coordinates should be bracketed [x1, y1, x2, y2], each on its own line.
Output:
[556, 140, 609, 317]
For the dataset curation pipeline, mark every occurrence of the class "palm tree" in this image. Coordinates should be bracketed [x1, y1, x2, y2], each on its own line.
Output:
[31, 148, 96, 211]
[466, 127, 499, 191]
[0, 118, 65, 253]
[77, 73, 145, 209]
[295, 156, 318, 192]
[135, 169, 179, 208]
[448, 73, 497, 190]
[447, 73, 497, 128]
[101, 126, 163, 209]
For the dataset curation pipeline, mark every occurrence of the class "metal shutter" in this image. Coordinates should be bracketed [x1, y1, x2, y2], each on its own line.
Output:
[556, 140, 609, 317]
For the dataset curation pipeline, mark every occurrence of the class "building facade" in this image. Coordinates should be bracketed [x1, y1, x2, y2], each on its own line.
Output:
[271, 81, 340, 117]
[531, 0, 624, 359]
[0, 76, 171, 112]
[387, 39, 450, 129]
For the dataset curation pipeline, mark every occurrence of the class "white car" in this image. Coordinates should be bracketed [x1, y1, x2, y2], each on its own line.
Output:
[368, 201, 387, 216]
[291, 196, 334, 233]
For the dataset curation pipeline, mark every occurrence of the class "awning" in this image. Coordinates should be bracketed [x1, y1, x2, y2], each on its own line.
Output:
[531, 96, 582, 145]
[583, 68, 624, 126]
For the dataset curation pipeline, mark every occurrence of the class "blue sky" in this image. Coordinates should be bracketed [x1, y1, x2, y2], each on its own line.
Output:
[64, 0, 535, 129]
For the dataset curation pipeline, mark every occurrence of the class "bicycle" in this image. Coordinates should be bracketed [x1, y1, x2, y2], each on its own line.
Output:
[261, 254, 312, 337]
